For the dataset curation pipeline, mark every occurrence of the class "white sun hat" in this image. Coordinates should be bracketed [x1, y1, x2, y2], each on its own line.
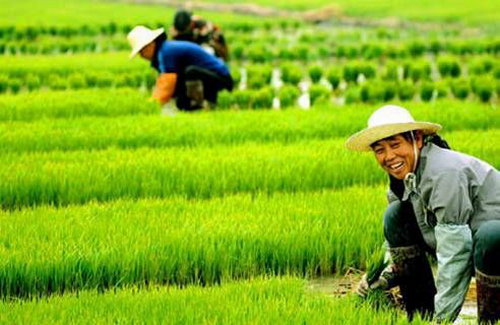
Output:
[127, 25, 165, 59]
[345, 105, 442, 152]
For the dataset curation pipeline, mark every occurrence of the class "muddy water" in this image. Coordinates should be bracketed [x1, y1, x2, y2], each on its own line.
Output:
[308, 270, 477, 324]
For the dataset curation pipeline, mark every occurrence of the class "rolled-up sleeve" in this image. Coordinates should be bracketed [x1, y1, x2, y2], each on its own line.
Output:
[428, 171, 474, 322]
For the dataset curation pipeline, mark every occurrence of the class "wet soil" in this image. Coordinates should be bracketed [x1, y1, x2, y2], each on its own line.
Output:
[308, 268, 478, 324]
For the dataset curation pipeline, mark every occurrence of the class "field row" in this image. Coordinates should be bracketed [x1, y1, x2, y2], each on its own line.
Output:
[3, 31, 500, 60]
[0, 277, 424, 324]
[0, 186, 384, 297]
[0, 130, 498, 208]
[0, 98, 498, 151]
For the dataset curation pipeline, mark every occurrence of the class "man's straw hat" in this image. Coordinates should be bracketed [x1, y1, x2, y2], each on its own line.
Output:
[345, 105, 442, 152]
[127, 25, 165, 59]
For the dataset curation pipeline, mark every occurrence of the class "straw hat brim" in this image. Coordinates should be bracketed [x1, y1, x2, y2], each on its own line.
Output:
[345, 122, 442, 152]
[129, 28, 164, 59]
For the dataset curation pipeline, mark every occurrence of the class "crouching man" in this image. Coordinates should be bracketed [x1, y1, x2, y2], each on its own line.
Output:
[347, 105, 500, 324]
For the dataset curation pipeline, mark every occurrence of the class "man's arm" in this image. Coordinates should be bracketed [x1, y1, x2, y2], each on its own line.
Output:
[429, 171, 474, 322]
[152, 73, 177, 105]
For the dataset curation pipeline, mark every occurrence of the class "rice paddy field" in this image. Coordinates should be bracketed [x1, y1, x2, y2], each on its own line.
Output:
[1, 0, 499, 323]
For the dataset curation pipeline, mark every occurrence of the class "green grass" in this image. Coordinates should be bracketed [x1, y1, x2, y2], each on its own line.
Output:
[0, 130, 498, 209]
[0, 98, 498, 147]
[2, 0, 499, 27]
[0, 277, 428, 324]
[0, 0, 279, 28]
[0, 186, 386, 297]
[0, 52, 147, 77]
[0, 89, 156, 121]
[196, 0, 500, 25]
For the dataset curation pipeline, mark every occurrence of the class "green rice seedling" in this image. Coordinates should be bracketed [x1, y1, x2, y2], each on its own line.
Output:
[0, 186, 388, 296]
[435, 80, 449, 99]
[0, 277, 427, 324]
[397, 82, 415, 101]
[360, 82, 385, 104]
[382, 62, 399, 81]
[280, 63, 302, 86]
[0, 130, 498, 209]
[0, 99, 498, 153]
[364, 248, 391, 311]
[406, 40, 426, 57]
[278, 85, 300, 108]
[366, 248, 388, 286]
[420, 82, 435, 102]
[450, 78, 470, 100]
[470, 75, 495, 102]
[8, 78, 22, 94]
[246, 64, 273, 89]
[47, 74, 68, 90]
[251, 86, 274, 109]
[68, 73, 87, 90]
[308, 65, 323, 83]
[380, 81, 397, 101]
[0, 74, 9, 93]
[25, 74, 41, 91]
[216, 90, 233, 109]
[309, 84, 330, 106]
[326, 68, 341, 90]
[0, 88, 157, 121]
[343, 63, 359, 83]
[344, 87, 361, 104]
[437, 56, 461, 78]
[232, 89, 253, 108]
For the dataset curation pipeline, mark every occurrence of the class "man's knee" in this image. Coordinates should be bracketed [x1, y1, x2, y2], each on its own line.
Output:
[384, 201, 404, 239]
[474, 220, 500, 275]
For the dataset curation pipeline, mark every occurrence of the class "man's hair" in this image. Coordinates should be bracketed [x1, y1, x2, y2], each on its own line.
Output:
[174, 10, 192, 33]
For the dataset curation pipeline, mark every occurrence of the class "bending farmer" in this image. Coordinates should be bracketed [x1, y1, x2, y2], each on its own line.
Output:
[127, 26, 233, 111]
[347, 105, 500, 324]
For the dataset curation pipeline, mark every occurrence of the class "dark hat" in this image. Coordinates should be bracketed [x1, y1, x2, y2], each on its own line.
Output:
[174, 10, 192, 33]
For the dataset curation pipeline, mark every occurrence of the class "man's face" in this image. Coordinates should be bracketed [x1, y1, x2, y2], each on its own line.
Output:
[139, 42, 155, 61]
[371, 133, 422, 180]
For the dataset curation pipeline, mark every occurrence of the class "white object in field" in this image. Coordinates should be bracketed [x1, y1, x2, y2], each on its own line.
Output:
[201, 44, 215, 56]
[161, 102, 178, 116]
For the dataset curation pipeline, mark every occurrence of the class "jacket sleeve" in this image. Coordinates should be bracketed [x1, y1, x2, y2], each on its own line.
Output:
[429, 171, 474, 322]
[434, 224, 473, 322]
[152, 73, 177, 105]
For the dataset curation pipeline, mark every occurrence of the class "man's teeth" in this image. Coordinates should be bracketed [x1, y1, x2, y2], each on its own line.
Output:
[390, 162, 403, 170]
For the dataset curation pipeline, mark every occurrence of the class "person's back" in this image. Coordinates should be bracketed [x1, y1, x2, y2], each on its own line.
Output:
[155, 40, 229, 77]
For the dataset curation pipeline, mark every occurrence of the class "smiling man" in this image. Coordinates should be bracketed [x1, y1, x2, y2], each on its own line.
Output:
[347, 105, 500, 324]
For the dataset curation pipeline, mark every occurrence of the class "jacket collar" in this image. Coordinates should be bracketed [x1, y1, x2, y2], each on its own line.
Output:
[402, 144, 432, 200]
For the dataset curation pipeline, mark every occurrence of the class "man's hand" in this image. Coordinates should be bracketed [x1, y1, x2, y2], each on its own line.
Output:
[356, 273, 390, 298]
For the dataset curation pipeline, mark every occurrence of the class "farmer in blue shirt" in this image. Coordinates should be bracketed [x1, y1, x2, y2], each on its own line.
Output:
[127, 25, 233, 111]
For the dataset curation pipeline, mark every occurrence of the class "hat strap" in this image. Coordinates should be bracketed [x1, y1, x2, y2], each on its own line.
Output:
[410, 131, 418, 172]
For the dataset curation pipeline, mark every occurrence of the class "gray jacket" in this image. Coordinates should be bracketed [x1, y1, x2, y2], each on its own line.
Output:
[389, 143, 500, 321]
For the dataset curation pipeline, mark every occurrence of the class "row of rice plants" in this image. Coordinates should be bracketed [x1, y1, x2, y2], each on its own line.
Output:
[0, 89, 156, 121]
[0, 99, 498, 152]
[232, 37, 500, 63]
[0, 277, 425, 324]
[0, 186, 386, 297]
[0, 52, 148, 79]
[0, 130, 498, 209]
